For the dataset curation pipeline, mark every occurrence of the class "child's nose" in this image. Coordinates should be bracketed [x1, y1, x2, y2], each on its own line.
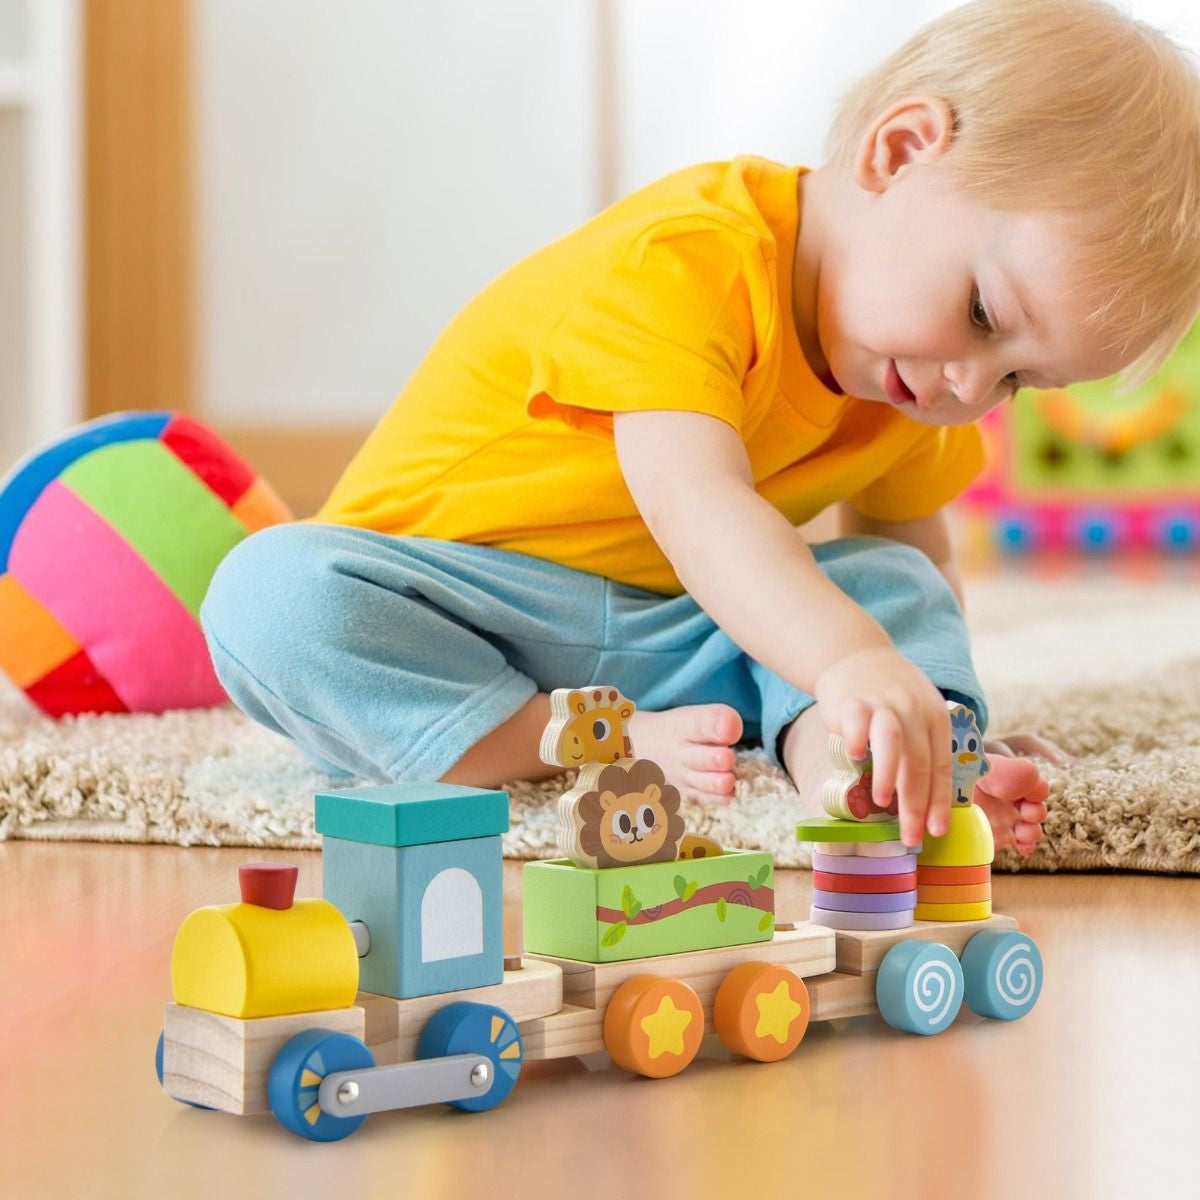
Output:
[944, 360, 1008, 408]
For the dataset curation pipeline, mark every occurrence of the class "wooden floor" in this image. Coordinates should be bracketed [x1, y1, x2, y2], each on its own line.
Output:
[3, 842, 1195, 1199]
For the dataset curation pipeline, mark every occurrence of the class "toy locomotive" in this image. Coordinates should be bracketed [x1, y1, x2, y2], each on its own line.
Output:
[156, 687, 1043, 1141]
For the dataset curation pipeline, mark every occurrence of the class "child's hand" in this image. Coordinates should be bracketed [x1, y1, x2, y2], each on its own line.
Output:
[814, 646, 953, 848]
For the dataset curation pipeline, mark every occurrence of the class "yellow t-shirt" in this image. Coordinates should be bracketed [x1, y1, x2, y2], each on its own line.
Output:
[317, 156, 984, 595]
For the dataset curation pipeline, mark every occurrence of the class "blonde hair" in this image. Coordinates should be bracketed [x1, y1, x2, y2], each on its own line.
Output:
[827, 0, 1200, 387]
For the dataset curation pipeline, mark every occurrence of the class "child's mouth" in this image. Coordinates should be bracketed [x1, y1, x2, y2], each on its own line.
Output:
[884, 359, 919, 407]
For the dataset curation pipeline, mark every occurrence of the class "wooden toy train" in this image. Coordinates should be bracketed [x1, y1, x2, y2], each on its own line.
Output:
[156, 687, 1043, 1141]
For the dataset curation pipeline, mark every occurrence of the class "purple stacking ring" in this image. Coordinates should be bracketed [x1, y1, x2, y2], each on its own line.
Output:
[812, 851, 918, 875]
[810, 906, 914, 931]
[811, 888, 918, 913]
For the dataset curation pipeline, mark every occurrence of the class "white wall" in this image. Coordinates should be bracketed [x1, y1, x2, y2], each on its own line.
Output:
[194, 0, 1200, 430]
[0, 0, 79, 474]
[194, 0, 599, 427]
[610, 0, 953, 196]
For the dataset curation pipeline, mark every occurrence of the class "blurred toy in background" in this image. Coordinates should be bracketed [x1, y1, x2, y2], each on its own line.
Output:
[0, 411, 290, 715]
[958, 320, 1200, 555]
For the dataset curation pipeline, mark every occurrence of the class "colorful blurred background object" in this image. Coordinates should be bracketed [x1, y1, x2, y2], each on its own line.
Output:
[959, 320, 1200, 556]
[0, 411, 290, 717]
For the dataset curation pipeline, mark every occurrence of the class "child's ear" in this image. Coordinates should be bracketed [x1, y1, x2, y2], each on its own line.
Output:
[854, 95, 956, 192]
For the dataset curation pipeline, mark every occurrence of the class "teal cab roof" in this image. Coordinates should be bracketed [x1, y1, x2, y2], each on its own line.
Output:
[315, 782, 510, 848]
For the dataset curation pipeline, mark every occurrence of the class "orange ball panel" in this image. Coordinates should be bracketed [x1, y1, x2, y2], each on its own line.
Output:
[0, 574, 79, 688]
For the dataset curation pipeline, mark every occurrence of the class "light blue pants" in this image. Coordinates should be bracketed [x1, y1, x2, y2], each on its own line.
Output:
[199, 525, 987, 784]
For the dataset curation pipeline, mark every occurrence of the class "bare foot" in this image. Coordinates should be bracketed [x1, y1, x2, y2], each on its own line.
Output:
[973, 754, 1050, 857]
[627, 704, 744, 804]
[779, 705, 833, 817]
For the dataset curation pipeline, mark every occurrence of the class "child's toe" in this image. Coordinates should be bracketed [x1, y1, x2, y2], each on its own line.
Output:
[684, 769, 736, 804]
[980, 754, 1043, 801]
[682, 744, 735, 772]
[1018, 798, 1049, 823]
[710, 706, 743, 745]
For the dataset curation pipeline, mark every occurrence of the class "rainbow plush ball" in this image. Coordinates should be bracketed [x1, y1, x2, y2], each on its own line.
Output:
[0, 411, 291, 716]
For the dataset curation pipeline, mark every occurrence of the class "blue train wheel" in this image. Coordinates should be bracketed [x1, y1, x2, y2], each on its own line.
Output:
[962, 930, 1044, 1020]
[267, 1029, 375, 1142]
[155, 1031, 213, 1110]
[876, 941, 964, 1036]
[417, 1001, 523, 1113]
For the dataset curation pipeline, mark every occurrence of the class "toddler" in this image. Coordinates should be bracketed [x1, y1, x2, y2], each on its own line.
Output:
[202, 0, 1200, 855]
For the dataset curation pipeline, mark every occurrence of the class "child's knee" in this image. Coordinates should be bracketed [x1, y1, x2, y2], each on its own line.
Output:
[201, 523, 335, 673]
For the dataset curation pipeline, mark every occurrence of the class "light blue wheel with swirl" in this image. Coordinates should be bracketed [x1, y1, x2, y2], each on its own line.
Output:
[267, 1028, 375, 1142]
[417, 1002, 522, 1113]
[962, 930, 1044, 1020]
[876, 941, 964, 1036]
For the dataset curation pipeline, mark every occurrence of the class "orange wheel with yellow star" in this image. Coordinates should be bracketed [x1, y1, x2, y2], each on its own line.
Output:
[713, 962, 811, 1062]
[603, 975, 704, 1078]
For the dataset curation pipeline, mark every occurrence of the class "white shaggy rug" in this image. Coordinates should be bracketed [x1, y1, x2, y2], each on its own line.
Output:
[2, 569, 1198, 873]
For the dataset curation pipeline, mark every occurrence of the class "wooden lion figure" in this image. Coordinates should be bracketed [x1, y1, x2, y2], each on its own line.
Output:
[557, 758, 686, 869]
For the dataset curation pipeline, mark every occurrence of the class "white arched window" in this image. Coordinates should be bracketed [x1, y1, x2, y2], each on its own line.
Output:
[420, 867, 484, 962]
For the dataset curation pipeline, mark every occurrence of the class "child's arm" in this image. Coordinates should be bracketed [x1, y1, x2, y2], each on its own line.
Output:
[613, 408, 954, 845]
[836, 504, 965, 609]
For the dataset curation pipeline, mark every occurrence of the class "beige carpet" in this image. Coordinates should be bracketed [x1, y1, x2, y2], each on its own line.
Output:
[2, 570, 1198, 872]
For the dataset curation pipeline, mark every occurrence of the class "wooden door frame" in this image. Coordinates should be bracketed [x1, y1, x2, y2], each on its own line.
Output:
[83, 1, 368, 514]
[84, 0, 194, 419]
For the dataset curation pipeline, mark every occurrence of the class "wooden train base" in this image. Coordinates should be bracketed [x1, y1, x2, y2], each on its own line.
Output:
[159, 910, 1036, 1131]
[156, 689, 1043, 1141]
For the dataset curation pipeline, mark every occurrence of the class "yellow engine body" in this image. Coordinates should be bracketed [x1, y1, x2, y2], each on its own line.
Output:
[171, 897, 359, 1019]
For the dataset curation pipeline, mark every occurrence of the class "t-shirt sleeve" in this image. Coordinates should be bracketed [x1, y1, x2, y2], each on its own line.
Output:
[526, 225, 757, 435]
[846, 422, 987, 521]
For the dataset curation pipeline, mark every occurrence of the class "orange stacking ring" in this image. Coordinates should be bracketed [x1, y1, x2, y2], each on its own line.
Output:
[916, 881, 992, 904]
[916, 864, 991, 885]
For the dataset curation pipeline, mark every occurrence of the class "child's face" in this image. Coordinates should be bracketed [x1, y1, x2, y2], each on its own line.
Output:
[815, 120, 1126, 425]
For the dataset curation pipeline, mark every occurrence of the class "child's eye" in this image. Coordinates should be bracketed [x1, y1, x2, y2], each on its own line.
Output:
[969, 289, 994, 333]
